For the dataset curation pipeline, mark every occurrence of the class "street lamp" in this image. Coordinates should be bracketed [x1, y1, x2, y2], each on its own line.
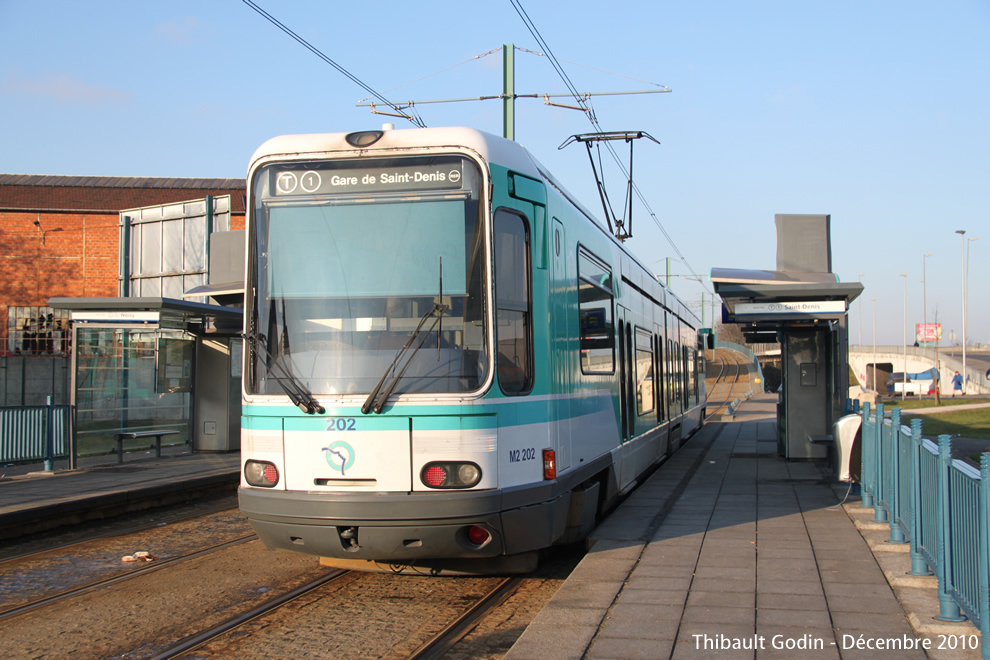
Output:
[900, 273, 907, 402]
[966, 237, 977, 392]
[922, 254, 931, 350]
[956, 230, 967, 393]
[871, 298, 877, 392]
[858, 273, 866, 346]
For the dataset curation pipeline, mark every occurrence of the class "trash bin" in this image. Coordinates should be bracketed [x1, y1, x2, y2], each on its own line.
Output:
[833, 414, 862, 483]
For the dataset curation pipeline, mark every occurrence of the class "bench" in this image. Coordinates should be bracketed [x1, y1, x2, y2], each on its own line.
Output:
[112, 430, 180, 464]
[808, 433, 834, 445]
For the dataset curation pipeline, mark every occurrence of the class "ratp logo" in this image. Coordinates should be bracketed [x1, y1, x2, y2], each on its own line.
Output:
[322, 441, 355, 475]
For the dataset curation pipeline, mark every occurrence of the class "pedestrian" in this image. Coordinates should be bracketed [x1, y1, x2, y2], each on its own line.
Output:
[952, 371, 963, 397]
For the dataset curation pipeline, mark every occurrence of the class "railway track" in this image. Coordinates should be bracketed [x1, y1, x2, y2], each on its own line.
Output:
[149, 574, 525, 660]
[0, 500, 240, 565]
[407, 576, 524, 660]
[148, 568, 350, 660]
[0, 534, 257, 622]
[704, 348, 749, 420]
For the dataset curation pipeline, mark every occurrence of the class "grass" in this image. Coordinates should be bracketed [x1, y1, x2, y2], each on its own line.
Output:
[901, 410, 990, 442]
[882, 396, 990, 411]
[879, 397, 990, 442]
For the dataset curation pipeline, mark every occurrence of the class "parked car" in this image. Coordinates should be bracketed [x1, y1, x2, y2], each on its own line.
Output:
[886, 372, 929, 396]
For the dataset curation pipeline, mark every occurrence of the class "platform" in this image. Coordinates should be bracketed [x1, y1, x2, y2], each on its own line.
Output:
[0, 447, 240, 539]
[506, 393, 983, 659]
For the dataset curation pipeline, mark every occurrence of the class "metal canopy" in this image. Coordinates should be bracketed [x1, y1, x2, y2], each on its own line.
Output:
[48, 297, 242, 334]
[181, 282, 245, 307]
[712, 268, 862, 327]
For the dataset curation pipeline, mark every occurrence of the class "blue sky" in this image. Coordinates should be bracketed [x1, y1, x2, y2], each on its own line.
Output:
[1, 1, 987, 347]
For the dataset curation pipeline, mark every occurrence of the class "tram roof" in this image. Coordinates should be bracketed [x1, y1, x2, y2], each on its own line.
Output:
[248, 126, 541, 179]
[248, 126, 702, 328]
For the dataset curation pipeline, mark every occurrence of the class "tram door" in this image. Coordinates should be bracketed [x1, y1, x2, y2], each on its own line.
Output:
[550, 218, 572, 471]
[616, 305, 634, 444]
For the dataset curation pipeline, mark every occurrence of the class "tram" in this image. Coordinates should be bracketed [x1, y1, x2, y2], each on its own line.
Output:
[238, 126, 707, 574]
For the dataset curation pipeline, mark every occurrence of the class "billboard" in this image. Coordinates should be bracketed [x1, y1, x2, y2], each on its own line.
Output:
[916, 323, 942, 343]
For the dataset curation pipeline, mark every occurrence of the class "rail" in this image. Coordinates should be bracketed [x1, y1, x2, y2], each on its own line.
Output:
[859, 402, 990, 659]
[713, 340, 765, 387]
[0, 402, 73, 465]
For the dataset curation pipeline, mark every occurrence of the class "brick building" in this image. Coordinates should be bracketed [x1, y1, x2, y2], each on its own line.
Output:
[0, 174, 246, 356]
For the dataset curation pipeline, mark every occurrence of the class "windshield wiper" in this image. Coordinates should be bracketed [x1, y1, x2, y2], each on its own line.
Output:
[361, 302, 447, 415]
[243, 330, 325, 414]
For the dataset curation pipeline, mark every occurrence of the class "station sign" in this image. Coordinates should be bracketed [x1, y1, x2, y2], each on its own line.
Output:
[733, 300, 846, 316]
[272, 161, 464, 196]
[70, 311, 160, 322]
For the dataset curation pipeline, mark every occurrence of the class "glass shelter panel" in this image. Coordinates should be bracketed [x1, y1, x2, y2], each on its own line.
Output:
[123, 196, 231, 300]
[74, 327, 192, 458]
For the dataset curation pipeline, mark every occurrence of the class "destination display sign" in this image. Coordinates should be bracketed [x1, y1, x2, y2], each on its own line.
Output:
[734, 301, 846, 315]
[271, 161, 465, 196]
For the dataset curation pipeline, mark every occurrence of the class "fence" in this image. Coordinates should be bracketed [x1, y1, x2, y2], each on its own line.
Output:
[0, 402, 73, 466]
[0, 356, 71, 407]
[860, 402, 989, 658]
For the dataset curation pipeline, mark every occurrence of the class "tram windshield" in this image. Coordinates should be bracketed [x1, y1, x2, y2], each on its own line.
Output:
[247, 155, 488, 397]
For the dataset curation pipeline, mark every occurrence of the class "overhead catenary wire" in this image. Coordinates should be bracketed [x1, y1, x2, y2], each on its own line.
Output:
[516, 47, 671, 91]
[240, 0, 426, 128]
[508, 0, 710, 294]
[358, 47, 504, 104]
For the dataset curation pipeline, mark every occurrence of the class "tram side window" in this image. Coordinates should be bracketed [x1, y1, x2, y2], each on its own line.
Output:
[688, 346, 699, 406]
[682, 345, 690, 406]
[635, 329, 654, 415]
[494, 209, 533, 394]
[577, 248, 614, 374]
[667, 339, 677, 406]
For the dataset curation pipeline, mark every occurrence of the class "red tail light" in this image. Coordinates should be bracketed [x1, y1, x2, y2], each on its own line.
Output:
[420, 462, 482, 489]
[245, 460, 279, 487]
[543, 449, 556, 480]
[424, 465, 447, 487]
[467, 526, 490, 546]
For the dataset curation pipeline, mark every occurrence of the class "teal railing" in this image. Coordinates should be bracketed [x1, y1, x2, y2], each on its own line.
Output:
[0, 403, 73, 465]
[860, 403, 989, 658]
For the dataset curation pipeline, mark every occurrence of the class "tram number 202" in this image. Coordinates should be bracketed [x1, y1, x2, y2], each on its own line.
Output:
[508, 448, 536, 463]
[326, 418, 357, 432]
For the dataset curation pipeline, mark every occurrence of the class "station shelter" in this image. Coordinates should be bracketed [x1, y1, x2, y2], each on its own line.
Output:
[49, 297, 242, 469]
[45, 199, 246, 469]
[712, 215, 863, 462]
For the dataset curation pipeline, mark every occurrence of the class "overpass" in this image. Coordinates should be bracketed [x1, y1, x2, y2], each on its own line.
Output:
[848, 345, 990, 396]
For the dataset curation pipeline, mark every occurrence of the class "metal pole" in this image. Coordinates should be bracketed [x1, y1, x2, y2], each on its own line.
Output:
[858, 273, 865, 346]
[965, 237, 976, 394]
[44, 395, 54, 472]
[956, 230, 966, 393]
[901, 273, 907, 402]
[502, 44, 515, 141]
[872, 298, 877, 392]
[923, 254, 931, 348]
